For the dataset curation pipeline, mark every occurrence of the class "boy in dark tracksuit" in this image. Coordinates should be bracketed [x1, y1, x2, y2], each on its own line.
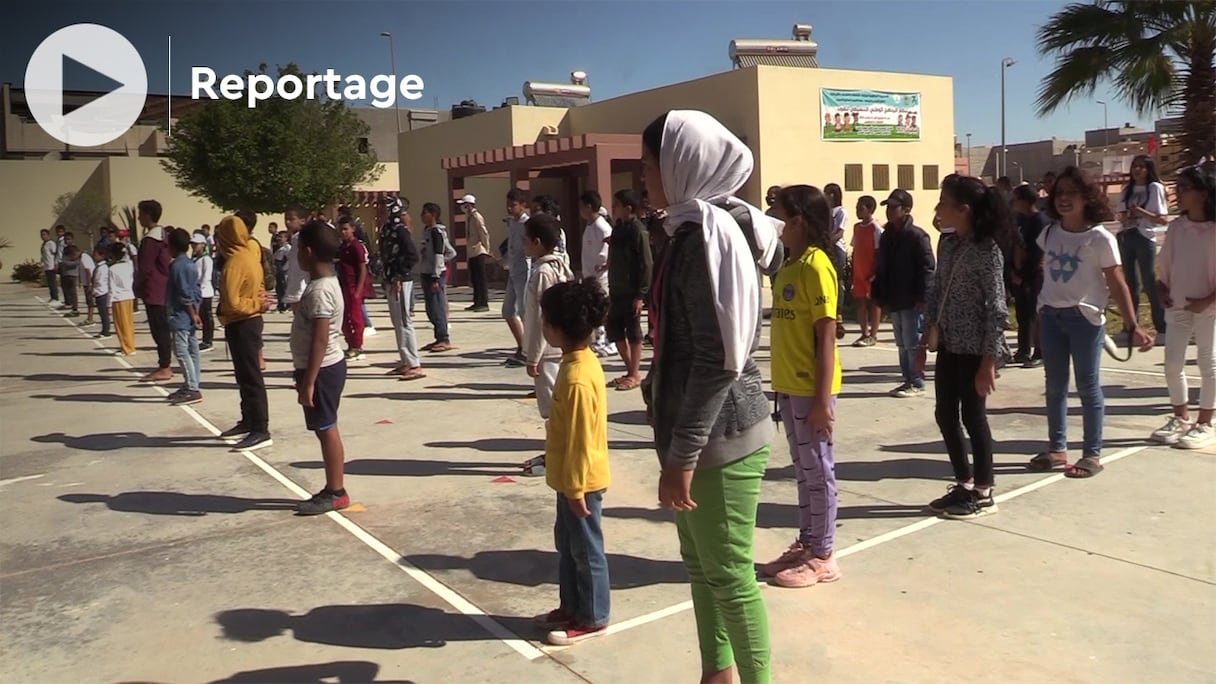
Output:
[607, 189, 654, 390]
[871, 189, 935, 397]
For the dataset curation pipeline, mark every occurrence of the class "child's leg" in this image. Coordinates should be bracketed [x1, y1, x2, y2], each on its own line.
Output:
[1040, 309, 1072, 454]
[340, 289, 356, 348]
[97, 295, 111, 335]
[565, 490, 610, 628]
[115, 301, 136, 354]
[554, 494, 578, 615]
[1164, 309, 1193, 419]
[786, 396, 838, 555]
[1196, 312, 1216, 425]
[349, 296, 365, 350]
[317, 426, 346, 491]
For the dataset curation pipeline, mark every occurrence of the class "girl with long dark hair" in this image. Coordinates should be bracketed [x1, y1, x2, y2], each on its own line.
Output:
[1028, 167, 1153, 478]
[1150, 163, 1216, 449]
[916, 175, 1010, 518]
[1116, 154, 1169, 333]
[640, 110, 780, 684]
[760, 184, 843, 587]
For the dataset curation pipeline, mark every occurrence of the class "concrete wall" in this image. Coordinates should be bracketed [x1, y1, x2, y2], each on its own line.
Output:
[0, 159, 108, 269]
[106, 157, 226, 232]
[755, 65, 954, 244]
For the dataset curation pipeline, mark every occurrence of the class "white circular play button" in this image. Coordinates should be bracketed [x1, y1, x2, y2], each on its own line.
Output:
[24, 23, 149, 148]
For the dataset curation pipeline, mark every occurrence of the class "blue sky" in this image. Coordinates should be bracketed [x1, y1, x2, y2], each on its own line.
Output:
[4, 0, 1154, 147]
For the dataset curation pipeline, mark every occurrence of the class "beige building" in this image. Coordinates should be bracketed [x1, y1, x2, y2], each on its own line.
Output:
[399, 63, 954, 284]
[0, 83, 403, 267]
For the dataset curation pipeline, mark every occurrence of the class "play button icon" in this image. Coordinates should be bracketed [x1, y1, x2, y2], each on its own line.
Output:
[24, 23, 148, 148]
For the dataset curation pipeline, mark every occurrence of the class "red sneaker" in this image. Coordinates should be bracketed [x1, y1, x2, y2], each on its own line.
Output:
[546, 623, 607, 646]
[532, 609, 572, 628]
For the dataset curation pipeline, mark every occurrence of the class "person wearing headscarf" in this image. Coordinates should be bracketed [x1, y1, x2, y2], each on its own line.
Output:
[640, 110, 779, 684]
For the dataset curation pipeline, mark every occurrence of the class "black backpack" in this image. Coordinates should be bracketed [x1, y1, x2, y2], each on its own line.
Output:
[713, 200, 782, 277]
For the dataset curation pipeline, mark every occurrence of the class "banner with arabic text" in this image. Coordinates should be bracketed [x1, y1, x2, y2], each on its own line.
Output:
[821, 88, 921, 141]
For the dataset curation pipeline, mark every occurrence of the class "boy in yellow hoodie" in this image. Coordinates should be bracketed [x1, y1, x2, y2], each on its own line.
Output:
[215, 213, 274, 451]
[531, 278, 612, 647]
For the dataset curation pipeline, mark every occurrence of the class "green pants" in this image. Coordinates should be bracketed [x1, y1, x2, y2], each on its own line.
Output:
[675, 445, 772, 684]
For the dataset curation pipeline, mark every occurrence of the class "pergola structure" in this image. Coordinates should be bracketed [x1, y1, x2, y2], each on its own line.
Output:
[442, 133, 643, 285]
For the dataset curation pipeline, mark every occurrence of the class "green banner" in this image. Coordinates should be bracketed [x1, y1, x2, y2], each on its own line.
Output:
[821, 88, 921, 141]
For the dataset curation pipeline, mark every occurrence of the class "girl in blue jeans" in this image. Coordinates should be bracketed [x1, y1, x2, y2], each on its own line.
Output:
[1028, 167, 1153, 478]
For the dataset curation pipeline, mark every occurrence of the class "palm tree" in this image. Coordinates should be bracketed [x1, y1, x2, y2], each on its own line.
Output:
[1036, 0, 1215, 167]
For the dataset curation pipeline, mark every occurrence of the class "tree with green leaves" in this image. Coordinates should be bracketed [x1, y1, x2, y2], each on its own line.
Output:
[1036, 0, 1215, 166]
[51, 191, 115, 244]
[163, 64, 383, 214]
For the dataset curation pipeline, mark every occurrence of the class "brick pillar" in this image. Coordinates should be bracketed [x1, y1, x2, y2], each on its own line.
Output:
[448, 172, 468, 286]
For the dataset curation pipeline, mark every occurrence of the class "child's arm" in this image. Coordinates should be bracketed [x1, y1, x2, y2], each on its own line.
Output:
[636, 223, 654, 300]
[356, 243, 369, 295]
[299, 316, 330, 407]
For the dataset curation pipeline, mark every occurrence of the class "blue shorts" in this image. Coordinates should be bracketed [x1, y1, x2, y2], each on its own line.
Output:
[293, 359, 347, 431]
[502, 266, 529, 320]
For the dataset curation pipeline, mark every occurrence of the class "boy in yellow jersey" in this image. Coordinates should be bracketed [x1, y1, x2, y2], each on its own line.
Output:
[531, 278, 612, 646]
[760, 185, 844, 589]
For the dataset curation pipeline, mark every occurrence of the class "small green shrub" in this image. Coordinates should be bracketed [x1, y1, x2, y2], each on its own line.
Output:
[11, 259, 44, 283]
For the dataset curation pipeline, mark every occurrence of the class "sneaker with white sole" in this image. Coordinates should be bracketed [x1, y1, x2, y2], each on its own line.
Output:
[231, 432, 273, 451]
[1175, 423, 1215, 450]
[894, 384, 925, 398]
[546, 623, 607, 646]
[758, 541, 810, 578]
[1150, 416, 1191, 445]
[773, 553, 841, 588]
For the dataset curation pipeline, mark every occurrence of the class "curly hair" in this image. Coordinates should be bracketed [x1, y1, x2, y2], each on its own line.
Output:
[540, 277, 610, 344]
[776, 185, 834, 253]
[1045, 166, 1112, 224]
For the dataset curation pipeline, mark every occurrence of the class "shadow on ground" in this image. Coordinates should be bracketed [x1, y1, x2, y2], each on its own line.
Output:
[206, 660, 415, 684]
[215, 604, 535, 650]
[405, 549, 687, 588]
[33, 432, 224, 452]
[58, 491, 298, 516]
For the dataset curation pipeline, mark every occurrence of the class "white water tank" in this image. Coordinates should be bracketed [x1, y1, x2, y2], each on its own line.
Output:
[523, 81, 592, 107]
[730, 39, 819, 69]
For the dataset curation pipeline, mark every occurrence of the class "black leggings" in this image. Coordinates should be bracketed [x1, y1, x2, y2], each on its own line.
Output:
[934, 349, 995, 486]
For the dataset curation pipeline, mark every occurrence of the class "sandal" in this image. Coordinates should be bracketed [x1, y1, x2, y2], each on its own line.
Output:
[607, 377, 624, 389]
[386, 366, 408, 376]
[1064, 456, 1103, 479]
[1028, 452, 1067, 472]
[399, 368, 426, 381]
[615, 376, 641, 391]
[522, 454, 546, 477]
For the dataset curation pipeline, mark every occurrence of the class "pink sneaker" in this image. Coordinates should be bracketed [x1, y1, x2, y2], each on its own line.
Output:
[758, 541, 810, 577]
[773, 554, 842, 588]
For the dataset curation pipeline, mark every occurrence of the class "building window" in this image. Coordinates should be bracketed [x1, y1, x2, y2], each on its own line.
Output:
[897, 164, 916, 190]
[872, 164, 891, 191]
[357, 137, 370, 154]
[922, 164, 941, 190]
[844, 164, 864, 191]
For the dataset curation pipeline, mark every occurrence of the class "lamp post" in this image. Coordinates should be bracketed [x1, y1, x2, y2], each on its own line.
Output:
[380, 31, 402, 134]
[1095, 99, 1109, 148]
[1000, 57, 1016, 178]
[966, 132, 972, 174]
[1011, 160, 1023, 184]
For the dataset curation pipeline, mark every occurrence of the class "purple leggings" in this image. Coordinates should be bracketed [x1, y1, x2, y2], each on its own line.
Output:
[778, 394, 838, 557]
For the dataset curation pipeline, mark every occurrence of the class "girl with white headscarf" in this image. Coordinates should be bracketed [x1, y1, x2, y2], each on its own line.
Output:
[640, 110, 778, 684]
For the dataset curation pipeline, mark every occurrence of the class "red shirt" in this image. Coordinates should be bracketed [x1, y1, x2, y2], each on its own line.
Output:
[337, 239, 374, 297]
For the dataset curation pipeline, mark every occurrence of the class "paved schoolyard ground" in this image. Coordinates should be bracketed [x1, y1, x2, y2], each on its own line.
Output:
[1, 281, 1213, 684]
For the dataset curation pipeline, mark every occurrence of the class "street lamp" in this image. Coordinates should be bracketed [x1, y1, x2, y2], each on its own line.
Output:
[1000, 57, 1016, 179]
[1096, 99, 1109, 147]
[1011, 160, 1024, 184]
[380, 31, 402, 134]
[966, 132, 972, 174]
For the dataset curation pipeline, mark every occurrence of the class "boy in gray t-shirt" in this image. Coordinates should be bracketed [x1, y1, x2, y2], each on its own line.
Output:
[290, 220, 350, 515]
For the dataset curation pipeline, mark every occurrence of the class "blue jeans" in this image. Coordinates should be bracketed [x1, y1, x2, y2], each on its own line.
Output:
[889, 308, 925, 387]
[172, 328, 201, 392]
[1118, 230, 1166, 332]
[361, 299, 372, 328]
[422, 275, 449, 343]
[554, 489, 610, 628]
[46, 271, 59, 301]
[1040, 306, 1104, 456]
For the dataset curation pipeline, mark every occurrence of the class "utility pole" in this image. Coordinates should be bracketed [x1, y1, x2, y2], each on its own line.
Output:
[1000, 57, 1016, 178]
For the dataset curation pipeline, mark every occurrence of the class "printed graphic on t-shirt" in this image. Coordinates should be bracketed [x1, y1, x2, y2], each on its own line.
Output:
[1046, 244, 1082, 283]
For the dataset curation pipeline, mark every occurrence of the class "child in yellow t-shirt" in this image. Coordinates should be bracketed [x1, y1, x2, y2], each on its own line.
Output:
[532, 277, 612, 646]
[760, 184, 844, 590]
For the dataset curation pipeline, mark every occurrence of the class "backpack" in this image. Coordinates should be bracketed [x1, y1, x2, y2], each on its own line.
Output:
[713, 200, 782, 277]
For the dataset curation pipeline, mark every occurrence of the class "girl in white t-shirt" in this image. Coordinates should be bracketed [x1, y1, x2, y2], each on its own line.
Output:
[1150, 164, 1216, 450]
[1116, 155, 1169, 333]
[1029, 167, 1153, 479]
[107, 243, 137, 356]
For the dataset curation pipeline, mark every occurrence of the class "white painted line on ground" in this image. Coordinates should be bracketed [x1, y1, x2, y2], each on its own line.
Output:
[0, 473, 46, 487]
[34, 296, 548, 662]
[543, 442, 1155, 652]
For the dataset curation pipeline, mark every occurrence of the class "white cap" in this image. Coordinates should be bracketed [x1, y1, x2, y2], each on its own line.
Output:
[457, 194, 476, 205]
[190, 233, 208, 244]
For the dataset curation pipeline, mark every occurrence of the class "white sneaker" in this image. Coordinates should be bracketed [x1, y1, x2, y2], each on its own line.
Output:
[1176, 423, 1215, 450]
[364, 326, 377, 337]
[1150, 416, 1191, 445]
